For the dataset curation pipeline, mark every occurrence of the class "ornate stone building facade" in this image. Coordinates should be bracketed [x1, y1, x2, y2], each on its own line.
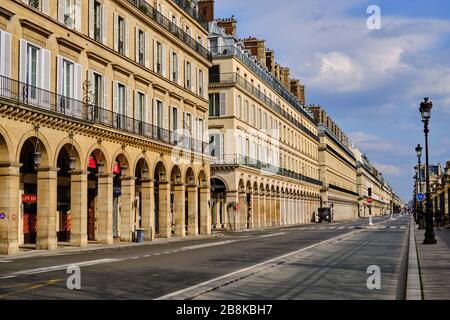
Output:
[0, 0, 212, 254]
[202, 5, 322, 231]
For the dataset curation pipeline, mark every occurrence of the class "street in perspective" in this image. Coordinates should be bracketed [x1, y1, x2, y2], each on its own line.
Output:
[1, 0, 450, 307]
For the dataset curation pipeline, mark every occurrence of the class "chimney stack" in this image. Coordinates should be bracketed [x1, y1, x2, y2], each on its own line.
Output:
[198, 0, 215, 22]
[217, 16, 237, 36]
[243, 37, 267, 67]
[265, 50, 275, 74]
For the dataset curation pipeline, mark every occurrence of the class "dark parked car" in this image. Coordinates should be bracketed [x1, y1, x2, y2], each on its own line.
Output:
[318, 207, 332, 223]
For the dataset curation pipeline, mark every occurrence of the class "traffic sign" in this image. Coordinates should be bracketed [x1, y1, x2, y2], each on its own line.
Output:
[235, 203, 241, 210]
[417, 193, 425, 202]
[367, 197, 374, 204]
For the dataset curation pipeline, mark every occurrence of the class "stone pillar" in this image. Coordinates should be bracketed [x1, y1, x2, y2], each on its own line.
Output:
[287, 196, 292, 225]
[294, 197, 298, 225]
[238, 192, 246, 230]
[120, 177, 136, 242]
[200, 186, 211, 235]
[260, 193, 266, 228]
[269, 194, 275, 227]
[253, 193, 260, 229]
[275, 194, 281, 226]
[266, 193, 272, 227]
[140, 179, 154, 240]
[70, 171, 88, 247]
[187, 185, 198, 235]
[224, 191, 237, 231]
[280, 196, 285, 226]
[158, 181, 171, 238]
[0, 164, 21, 255]
[97, 174, 114, 244]
[173, 184, 186, 237]
[36, 167, 58, 250]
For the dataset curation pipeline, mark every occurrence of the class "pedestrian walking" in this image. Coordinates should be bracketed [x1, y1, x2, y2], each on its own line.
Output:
[436, 214, 441, 231]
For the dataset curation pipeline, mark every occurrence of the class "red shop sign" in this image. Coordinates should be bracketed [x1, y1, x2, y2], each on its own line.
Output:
[22, 194, 37, 204]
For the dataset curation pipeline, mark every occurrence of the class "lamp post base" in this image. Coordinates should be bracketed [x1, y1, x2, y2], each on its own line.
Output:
[423, 237, 437, 245]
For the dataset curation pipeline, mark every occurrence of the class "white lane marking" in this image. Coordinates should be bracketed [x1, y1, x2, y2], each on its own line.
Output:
[347, 226, 355, 229]
[318, 227, 326, 230]
[143, 255, 151, 258]
[0, 275, 16, 279]
[258, 232, 286, 239]
[328, 227, 336, 229]
[338, 226, 345, 229]
[155, 226, 368, 300]
[391, 226, 397, 229]
[154, 253, 161, 256]
[400, 226, 406, 229]
[181, 240, 238, 251]
[1, 258, 120, 278]
[380, 226, 387, 229]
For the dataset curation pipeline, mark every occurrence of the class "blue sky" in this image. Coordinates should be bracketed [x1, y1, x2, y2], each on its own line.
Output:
[214, 0, 450, 202]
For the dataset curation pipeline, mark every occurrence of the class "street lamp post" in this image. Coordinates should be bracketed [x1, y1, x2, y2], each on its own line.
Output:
[415, 144, 425, 229]
[419, 98, 437, 244]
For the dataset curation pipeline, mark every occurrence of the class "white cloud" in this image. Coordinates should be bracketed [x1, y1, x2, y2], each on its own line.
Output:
[348, 132, 395, 152]
[373, 163, 405, 177]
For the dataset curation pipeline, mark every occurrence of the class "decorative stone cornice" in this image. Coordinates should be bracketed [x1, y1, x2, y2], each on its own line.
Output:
[0, 6, 14, 20]
[86, 51, 111, 66]
[112, 64, 133, 77]
[57, 37, 85, 54]
[153, 83, 168, 94]
[134, 74, 151, 86]
[20, 19, 53, 38]
[169, 91, 183, 101]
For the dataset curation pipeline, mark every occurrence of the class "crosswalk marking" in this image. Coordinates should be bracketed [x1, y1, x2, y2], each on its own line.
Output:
[390, 226, 396, 229]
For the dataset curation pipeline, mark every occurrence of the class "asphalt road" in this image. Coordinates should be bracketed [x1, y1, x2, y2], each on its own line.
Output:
[0, 214, 409, 300]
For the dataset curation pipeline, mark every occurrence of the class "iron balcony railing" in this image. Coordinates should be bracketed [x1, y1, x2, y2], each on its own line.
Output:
[213, 154, 323, 186]
[0, 75, 208, 154]
[210, 73, 319, 142]
[210, 45, 316, 123]
[171, 0, 208, 30]
[126, 0, 211, 61]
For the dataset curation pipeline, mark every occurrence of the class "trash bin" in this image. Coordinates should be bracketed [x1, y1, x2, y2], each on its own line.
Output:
[136, 228, 145, 243]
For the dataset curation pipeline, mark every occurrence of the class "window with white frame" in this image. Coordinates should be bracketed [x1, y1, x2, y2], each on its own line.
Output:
[58, 0, 81, 31]
[136, 28, 148, 67]
[198, 69, 204, 97]
[170, 51, 178, 83]
[135, 91, 145, 121]
[113, 14, 129, 56]
[0, 30, 12, 80]
[19, 40, 51, 107]
[153, 40, 166, 77]
[89, 0, 106, 44]
[57, 55, 82, 115]
[24, 0, 49, 14]
[185, 61, 192, 90]
[91, 71, 103, 109]
[209, 133, 224, 162]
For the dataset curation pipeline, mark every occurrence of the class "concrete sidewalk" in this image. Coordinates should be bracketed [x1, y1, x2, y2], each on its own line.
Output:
[413, 223, 450, 300]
